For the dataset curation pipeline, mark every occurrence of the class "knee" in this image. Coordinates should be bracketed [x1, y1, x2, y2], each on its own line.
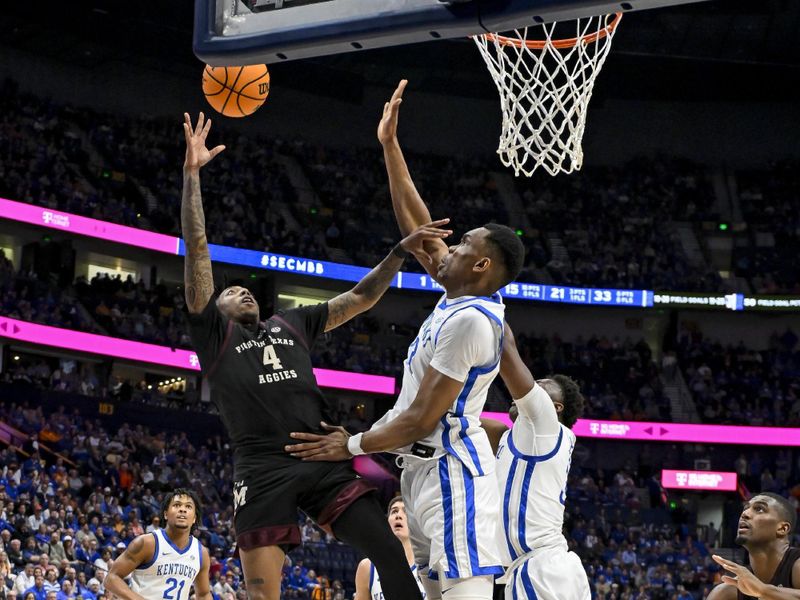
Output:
[245, 583, 281, 600]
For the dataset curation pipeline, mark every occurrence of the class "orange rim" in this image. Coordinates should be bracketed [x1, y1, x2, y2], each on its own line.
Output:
[483, 13, 622, 50]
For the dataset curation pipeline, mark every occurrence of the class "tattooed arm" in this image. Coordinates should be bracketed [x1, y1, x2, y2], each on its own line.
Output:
[103, 534, 155, 600]
[182, 112, 225, 314]
[324, 219, 452, 332]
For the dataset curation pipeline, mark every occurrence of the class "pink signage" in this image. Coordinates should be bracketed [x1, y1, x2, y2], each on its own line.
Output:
[480, 413, 800, 447]
[0, 316, 395, 395]
[310, 368, 394, 395]
[0, 197, 178, 254]
[661, 469, 738, 491]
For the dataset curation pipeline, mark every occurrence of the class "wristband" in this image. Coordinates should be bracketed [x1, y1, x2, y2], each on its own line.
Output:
[347, 432, 366, 456]
[392, 243, 410, 259]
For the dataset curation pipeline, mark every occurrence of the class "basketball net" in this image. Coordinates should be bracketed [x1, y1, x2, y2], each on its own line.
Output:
[474, 14, 621, 177]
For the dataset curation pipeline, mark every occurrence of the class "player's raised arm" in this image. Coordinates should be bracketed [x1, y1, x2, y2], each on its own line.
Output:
[103, 535, 155, 600]
[182, 112, 225, 314]
[499, 321, 535, 399]
[378, 80, 449, 281]
[324, 219, 452, 332]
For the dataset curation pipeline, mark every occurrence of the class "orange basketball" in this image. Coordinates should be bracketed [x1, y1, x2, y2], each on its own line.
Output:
[202, 64, 270, 118]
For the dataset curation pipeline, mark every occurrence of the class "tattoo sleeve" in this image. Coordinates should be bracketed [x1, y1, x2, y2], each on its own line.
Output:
[182, 169, 215, 313]
[325, 250, 405, 332]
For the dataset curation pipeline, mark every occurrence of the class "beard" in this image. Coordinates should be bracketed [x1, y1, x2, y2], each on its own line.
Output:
[734, 534, 748, 545]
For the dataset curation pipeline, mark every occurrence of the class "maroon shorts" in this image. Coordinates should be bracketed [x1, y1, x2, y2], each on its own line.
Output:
[233, 457, 375, 553]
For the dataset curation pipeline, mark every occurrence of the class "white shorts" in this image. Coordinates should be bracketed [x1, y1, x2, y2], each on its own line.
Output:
[400, 454, 504, 582]
[504, 548, 589, 600]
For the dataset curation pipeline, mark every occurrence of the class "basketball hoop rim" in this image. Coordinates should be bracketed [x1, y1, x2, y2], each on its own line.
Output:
[481, 12, 622, 50]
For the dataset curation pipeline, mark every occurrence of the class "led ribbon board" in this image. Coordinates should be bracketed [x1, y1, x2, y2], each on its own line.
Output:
[0, 316, 395, 394]
[2, 197, 796, 310]
[481, 413, 800, 447]
[0, 197, 652, 307]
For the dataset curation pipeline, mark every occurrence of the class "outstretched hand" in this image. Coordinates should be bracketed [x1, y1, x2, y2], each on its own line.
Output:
[286, 422, 352, 462]
[377, 79, 408, 146]
[183, 112, 225, 171]
[398, 218, 452, 266]
[711, 555, 767, 598]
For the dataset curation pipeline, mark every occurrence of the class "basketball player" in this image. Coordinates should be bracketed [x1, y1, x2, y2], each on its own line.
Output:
[708, 493, 799, 600]
[103, 489, 211, 600]
[354, 497, 426, 600]
[181, 112, 451, 600]
[482, 326, 589, 600]
[285, 82, 526, 600]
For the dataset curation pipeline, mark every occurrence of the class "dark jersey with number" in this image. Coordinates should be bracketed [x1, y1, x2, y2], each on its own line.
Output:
[738, 547, 800, 600]
[187, 297, 332, 462]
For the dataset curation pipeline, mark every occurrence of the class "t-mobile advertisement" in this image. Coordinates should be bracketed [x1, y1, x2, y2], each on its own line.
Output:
[661, 470, 738, 492]
[480, 413, 800, 447]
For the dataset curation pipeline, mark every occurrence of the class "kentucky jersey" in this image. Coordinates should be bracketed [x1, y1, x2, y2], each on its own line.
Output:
[132, 529, 202, 600]
[495, 384, 577, 564]
[368, 563, 426, 600]
[372, 293, 505, 475]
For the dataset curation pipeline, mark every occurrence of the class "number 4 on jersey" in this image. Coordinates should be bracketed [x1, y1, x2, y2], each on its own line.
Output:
[262, 344, 283, 370]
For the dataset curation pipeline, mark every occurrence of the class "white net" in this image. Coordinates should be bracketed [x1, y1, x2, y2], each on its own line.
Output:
[474, 14, 621, 177]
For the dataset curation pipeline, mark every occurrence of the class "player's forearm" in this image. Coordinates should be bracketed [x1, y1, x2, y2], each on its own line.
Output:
[326, 246, 405, 331]
[361, 409, 434, 453]
[382, 140, 433, 235]
[103, 574, 145, 600]
[182, 168, 215, 312]
[758, 584, 800, 600]
[351, 246, 406, 303]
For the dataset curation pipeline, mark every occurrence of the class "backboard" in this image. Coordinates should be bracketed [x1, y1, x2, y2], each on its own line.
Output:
[194, 0, 711, 66]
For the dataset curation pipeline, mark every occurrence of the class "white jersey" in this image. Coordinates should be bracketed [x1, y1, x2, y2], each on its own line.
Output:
[131, 529, 203, 600]
[368, 562, 426, 600]
[372, 293, 505, 476]
[495, 384, 577, 565]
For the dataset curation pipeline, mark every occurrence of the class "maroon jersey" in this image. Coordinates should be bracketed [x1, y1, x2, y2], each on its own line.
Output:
[738, 547, 800, 600]
[187, 297, 332, 461]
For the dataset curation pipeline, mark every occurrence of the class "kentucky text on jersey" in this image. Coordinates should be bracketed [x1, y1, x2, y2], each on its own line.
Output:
[156, 563, 198, 579]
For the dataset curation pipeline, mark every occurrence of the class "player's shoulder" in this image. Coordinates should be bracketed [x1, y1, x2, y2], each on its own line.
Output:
[126, 532, 158, 561]
[441, 305, 497, 333]
[356, 557, 372, 569]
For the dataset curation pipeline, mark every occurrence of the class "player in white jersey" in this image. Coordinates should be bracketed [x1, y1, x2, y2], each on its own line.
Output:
[286, 79, 526, 600]
[482, 327, 589, 600]
[104, 489, 212, 600]
[354, 497, 426, 600]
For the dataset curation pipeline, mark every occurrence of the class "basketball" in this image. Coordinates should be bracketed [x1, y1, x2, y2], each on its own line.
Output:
[202, 64, 270, 118]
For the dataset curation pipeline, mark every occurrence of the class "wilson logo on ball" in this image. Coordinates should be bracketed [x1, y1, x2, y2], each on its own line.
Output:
[202, 64, 270, 118]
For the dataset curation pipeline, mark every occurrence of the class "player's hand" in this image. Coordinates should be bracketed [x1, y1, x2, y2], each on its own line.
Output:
[398, 218, 452, 266]
[183, 112, 225, 171]
[286, 422, 352, 462]
[712, 555, 767, 597]
[377, 79, 407, 146]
